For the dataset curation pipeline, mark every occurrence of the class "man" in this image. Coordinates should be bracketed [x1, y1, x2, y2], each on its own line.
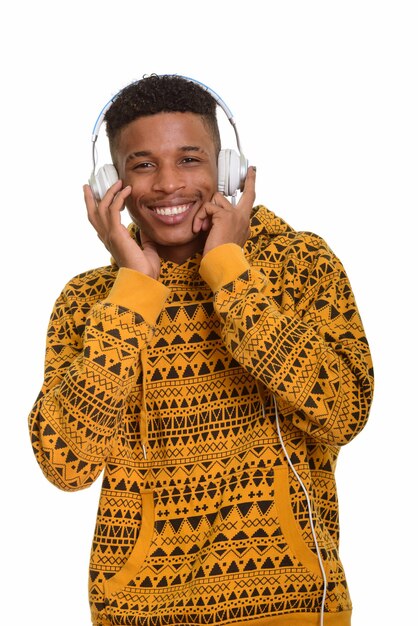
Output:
[29, 74, 374, 626]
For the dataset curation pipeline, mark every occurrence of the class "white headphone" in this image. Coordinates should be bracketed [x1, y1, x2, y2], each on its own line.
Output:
[89, 75, 248, 202]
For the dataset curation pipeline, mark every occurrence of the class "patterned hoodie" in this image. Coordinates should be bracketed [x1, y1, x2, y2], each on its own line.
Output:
[29, 205, 374, 626]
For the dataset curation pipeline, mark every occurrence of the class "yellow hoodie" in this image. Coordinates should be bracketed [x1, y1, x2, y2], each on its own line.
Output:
[29, 206, 374, 626]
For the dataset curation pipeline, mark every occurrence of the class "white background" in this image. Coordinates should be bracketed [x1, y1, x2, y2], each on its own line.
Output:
[1, 1, 417, 624]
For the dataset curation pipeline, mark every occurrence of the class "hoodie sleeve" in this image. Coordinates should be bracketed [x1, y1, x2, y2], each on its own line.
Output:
[29, 268, 170, 491]
[199, 241, 374, 446]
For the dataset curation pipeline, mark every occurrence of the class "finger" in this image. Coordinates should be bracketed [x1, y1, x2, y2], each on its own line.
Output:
[100, 179, 123, 204]
[232, 168, 256, 220]
[200, 217, 211, 232]
[193, 215, 211, 234]
[211, 191, 232, 208]
[84, 185, 108, 239]
[84, 180, 122, 227]
[84, 181, 130, 247]
[94, 182, 129, 236]
[192, 202, 216, 233]
[107, 185, 132, 228]
[93, 179, 124, 221]
[83, 184, 97, 222]
[241, 165, 256, 204]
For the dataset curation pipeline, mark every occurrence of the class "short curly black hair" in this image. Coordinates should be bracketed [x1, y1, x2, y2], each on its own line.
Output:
[104, 74, 221, 155]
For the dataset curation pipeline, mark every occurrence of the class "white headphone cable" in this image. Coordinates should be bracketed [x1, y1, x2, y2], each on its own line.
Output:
[272, 395, 327, 626]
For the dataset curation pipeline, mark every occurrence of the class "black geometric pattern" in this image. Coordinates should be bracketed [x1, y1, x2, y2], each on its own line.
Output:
[29, 206, 374, 625]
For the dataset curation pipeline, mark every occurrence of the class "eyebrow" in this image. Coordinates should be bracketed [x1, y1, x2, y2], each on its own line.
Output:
[126, 145, 206, 161]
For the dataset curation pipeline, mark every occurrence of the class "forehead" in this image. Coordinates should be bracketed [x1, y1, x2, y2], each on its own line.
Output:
[115, 111, 216, 158]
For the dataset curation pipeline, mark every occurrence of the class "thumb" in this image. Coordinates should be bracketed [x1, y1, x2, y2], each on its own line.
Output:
[238, 165, 256, 207]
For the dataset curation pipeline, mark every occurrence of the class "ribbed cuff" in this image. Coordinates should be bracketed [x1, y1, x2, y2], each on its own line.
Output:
[104, 267, 170, 325]
[199, 244, 251, 292]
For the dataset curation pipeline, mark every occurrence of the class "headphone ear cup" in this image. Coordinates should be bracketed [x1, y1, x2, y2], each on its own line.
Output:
[89, 164, 119, 201]
[218, 149, 248, 197]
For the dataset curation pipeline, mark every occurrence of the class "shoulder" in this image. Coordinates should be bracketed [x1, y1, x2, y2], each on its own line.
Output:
[58, 264, 118, 305]
[249, 205, 341, 272]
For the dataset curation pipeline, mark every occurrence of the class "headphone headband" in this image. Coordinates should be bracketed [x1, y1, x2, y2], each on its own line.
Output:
[91, 75, 236, 140]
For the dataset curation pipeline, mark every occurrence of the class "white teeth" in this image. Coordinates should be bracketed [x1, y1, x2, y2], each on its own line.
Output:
[153, 204, 190, 216]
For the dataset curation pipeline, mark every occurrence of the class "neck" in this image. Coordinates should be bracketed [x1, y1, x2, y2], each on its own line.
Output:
[156, 232, 207, 265]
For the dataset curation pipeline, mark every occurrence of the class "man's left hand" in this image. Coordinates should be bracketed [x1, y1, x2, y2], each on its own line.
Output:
[192, 165, 256, 256]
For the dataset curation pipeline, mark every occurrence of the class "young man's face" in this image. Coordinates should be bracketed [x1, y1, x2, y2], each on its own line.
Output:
[114, 111, 219, 264]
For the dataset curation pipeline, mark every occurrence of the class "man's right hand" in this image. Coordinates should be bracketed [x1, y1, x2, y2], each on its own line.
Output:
[84, 180, 161, 280]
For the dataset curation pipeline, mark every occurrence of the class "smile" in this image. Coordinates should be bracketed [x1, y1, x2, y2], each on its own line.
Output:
[152, 204, 192, 216]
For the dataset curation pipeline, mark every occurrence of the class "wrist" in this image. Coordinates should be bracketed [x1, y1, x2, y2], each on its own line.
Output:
[199, 244, 250, 292]
[105, 268, 169, 324]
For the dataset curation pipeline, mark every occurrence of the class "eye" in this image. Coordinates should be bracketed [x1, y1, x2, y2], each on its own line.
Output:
[181, 157, 200, 165]
[133, 161, 154, 170]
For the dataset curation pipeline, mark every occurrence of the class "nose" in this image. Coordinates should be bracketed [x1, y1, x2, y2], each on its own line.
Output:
[152, 163, 185, 194]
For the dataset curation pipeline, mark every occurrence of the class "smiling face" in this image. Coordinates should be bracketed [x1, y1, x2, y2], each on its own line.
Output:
[113, 111, 219, 264]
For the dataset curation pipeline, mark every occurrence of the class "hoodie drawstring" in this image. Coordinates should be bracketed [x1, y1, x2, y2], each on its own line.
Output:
[140, 349, 149, 460]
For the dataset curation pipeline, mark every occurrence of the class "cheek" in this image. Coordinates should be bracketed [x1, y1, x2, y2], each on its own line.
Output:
[193, 168, 218, 195]
[209, 162, 219, 192]
[123, 182, 147, 212]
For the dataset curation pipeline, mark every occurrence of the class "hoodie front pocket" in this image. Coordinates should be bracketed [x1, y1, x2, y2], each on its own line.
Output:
[274, 465, 326, 578]
[105, 489, 154, 597]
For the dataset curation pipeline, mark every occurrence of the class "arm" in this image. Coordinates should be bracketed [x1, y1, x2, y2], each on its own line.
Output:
[200, 241, 374, 446]
[30, 180, 169, 490]
[29, 268, 169, 491]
